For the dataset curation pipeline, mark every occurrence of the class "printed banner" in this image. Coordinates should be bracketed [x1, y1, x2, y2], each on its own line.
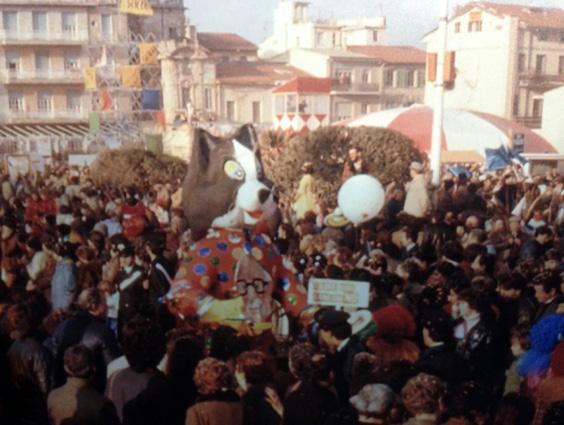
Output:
[119, 65, 142, 88]
[307, 278, 370, 308]
[119, 0, 154, 17]
[84, 68, 97, 90]
[140, 43, 159, 65]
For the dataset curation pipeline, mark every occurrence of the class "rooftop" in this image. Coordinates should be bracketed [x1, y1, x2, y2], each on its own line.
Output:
[347, 45, 426, 64]
[297, 48, 374, 60]
[273, 77, 332, 94]
[197, 32, 258, 52]
[216, 61, 310, 86]
[454, 2, 564, 30]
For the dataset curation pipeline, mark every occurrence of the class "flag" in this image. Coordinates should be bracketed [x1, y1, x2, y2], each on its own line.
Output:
[119, 65, 142, 88]
[447, 165, 471, 179]
[485, 146, 512, 171]
[84, 68, 97, 90]
[100, 89, 113, 111]
[89, 113, 100, 135]
[142, 89, 160, 110]
[139, 43, 158, 65]
[119, 0, 153, 16]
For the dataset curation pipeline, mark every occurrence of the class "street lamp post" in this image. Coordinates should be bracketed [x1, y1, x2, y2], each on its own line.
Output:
[430, 0, 449, 187]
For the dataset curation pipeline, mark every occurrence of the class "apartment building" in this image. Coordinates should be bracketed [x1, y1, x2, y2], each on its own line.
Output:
[282, 47, 425, 124]
[259, 0, 386, 59]
[423, 2, 564, 129]
[0, 0, 185, 152]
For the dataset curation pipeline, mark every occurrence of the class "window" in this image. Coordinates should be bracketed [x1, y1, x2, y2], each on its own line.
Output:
[537, 30, 548, 42]
[560, 31, 564, 43]
[252, 101, 261, 123]
[335, 102, 352, 121]
[286, 95, 296, 113]
[372, 30, 378, 42]
[559, 56, 564, 75]
[226, 101, 235, 121]
[101, 14, 112, 40]
[35, 52, 49, 75]
[407, 70, 415, 87]
[513, 95, 520, 116]
[535, 54, 546, 74]
[5, 52, 19, 72]
[37, 92, 52, 112]
[62, 12, 76, 33]
[362, 70, 370, 83]
[8, 91, 24, 112]
[3, 11, 17, 34]
[332, 33, 337, 47]
[204, 88, 212, 110]
[417, 70, 425, 87]
[64, 52, 80, 70]
[32, 12, 47, 35]
[361, 103, 368, 115]
[396, 69, 409, 88]
[468, 21, 482, 32]
[66, 92, 81, 112]
[335, 69, 352, 85]
[518, 53, 526, 72]
[454, 22, 461, 33]
[384, 69, 394, 87]
[532, 98, 543, 118]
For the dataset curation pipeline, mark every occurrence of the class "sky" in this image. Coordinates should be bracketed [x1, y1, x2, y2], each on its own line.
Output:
[185, 0, 562, 48]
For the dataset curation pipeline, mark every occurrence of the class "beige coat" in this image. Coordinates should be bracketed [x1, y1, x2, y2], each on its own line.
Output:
[403, 174, 429, 218]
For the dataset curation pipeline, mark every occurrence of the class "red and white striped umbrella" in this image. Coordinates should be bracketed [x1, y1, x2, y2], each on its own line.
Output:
[344, 105, 555, 162]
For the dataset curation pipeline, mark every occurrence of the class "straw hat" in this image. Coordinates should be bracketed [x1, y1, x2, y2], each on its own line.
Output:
[323, 208, 350, 228]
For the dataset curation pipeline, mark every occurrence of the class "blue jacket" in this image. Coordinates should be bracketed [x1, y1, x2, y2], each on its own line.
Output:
[50, 258, 78, 310]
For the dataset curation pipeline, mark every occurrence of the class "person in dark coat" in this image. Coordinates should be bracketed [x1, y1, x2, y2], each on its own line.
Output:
[45, 288, 120, 391]
[235, 350, 281, 425]
[280, 343, 339, 425]
[47, 345, 119, 425]
[415, 309, 465, 384]
[519, 226, 553, 261]
[106, 315, 173, 425]
[4, 303, 52, 425]
[316, 309, 367, 405]
[532, 271, 563, 324]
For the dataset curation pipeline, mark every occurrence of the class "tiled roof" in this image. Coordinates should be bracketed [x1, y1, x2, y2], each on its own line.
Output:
[273, 77, 332, 94]
[216, 61, 310, 86]
[197, 32, 258, 52]
[347, 45, 426, 64]
[455, 2, 564, 30]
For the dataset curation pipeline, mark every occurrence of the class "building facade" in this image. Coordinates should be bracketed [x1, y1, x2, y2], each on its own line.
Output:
[423, 2, 564, 129]
[282, 47, 425, 124]
[259, 0, 386, 59]
[0, 0, 185, 152]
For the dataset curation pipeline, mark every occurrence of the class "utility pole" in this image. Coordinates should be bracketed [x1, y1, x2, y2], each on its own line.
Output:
[430, 0, 449, 187]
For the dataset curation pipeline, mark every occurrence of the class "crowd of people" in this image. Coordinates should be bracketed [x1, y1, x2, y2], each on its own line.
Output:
[0, 155, 563, 425]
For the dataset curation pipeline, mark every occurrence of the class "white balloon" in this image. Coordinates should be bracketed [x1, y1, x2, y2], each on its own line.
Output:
[338, 175, 385, 225]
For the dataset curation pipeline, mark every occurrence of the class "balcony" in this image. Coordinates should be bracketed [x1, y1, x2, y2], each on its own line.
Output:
[518, 69, 564, 89]
[0, 29, 88, 45]
[331, 78, 381, 94]
[0, 69, 83, 84]
[515, 116, 542, 129]
[5, 109, 88, 123]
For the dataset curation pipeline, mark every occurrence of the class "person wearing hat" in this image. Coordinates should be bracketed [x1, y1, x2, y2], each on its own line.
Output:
[315, 308, 367, 404]
[403, 161, 429, 219]
[114, 243, 148, 340]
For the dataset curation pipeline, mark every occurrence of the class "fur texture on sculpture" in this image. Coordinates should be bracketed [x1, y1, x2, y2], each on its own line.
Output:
[166, 124, 306, 327]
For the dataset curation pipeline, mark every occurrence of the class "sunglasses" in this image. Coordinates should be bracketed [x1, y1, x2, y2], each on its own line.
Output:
[236, 279, 268, 295]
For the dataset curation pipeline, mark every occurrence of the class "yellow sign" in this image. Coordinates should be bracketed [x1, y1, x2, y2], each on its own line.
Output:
[83, 68, 97, 90]
[119, 0, 154, 17]
[139, 43, 158, 65]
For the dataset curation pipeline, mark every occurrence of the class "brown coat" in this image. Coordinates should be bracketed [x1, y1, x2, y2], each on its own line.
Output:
[185, 393, 243, 425]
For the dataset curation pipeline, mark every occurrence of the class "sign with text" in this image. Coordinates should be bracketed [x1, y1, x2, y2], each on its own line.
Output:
[308, 278, 370, 308]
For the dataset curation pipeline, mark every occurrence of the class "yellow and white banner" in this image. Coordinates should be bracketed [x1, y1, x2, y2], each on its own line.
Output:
[119, 0, 154, 17]
[83, 68, 97, 90]
[139, 43, 158, 65]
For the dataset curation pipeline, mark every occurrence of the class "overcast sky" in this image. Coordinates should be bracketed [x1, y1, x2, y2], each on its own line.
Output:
[186, 0, 562, 48]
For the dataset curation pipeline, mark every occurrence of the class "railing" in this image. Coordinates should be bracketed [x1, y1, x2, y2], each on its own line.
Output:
[7, 109, 88, 121]
[0, 29, 89, 43]
[519, 69, 564, 83]
[331, 79, 381, 93]
[0, 69, 83, 83]
[515, 116, 542, 129]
